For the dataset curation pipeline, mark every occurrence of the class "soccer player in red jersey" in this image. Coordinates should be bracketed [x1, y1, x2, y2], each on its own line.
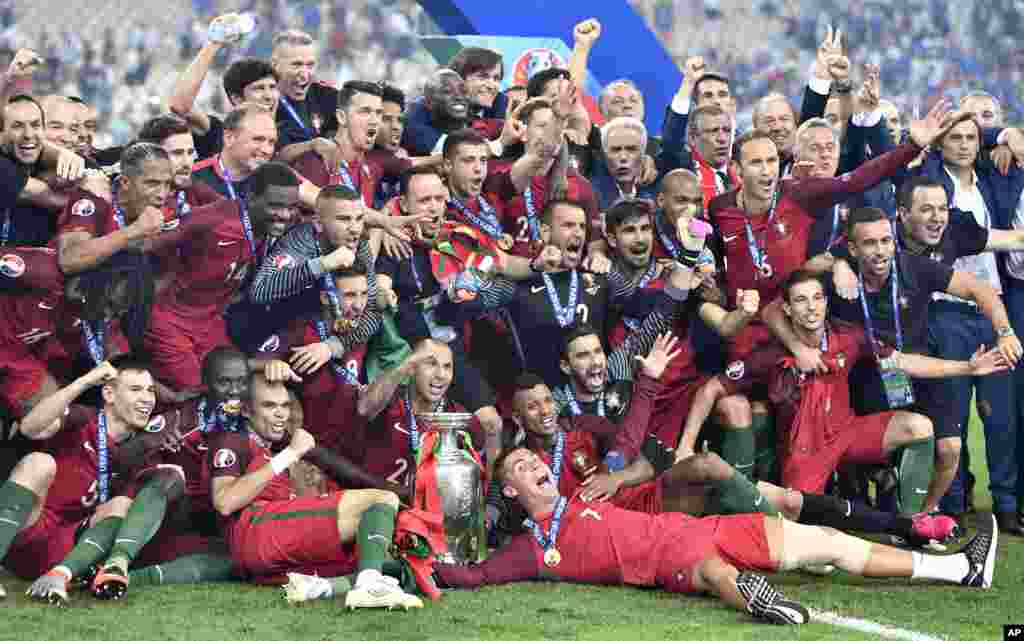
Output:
[143, 161, 300, 395]
[206, 372, 423, 609]
[435, 446, 999, 625]
[136, 114, 222, 218]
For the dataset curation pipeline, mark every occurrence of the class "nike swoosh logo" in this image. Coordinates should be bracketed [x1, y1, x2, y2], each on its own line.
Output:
[217, 240, 236, 247]
[366, 534, 389, 543]
[531, 286, 545, 294]
[753, 496, 763, 506]
[38, 302, 55, 310]
[84, 442, 96, 454]
[722, 234, 738, 242]
[197, 444, 208, 451]
[393, 423, 409, 436]
[914, 489, 928, 494]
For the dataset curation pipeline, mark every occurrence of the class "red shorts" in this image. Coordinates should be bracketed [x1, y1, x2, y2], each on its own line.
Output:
[658, 513, 775, 594]
[2, 508, 81, 579]
[613, 479, 663, 514]
[0, 340, 47, 417]
[228, 492, 357, 580]
[145, 303, 230, 391]
[781, 411, 893, 493]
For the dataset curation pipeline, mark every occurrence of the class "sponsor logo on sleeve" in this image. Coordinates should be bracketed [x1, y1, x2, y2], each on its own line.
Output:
[725, 360, 745, 380]
[72, 199, 96, 217]
[213, 448, 237, 469]
[259, 334, 281, 353]
[145, 415, 165, 433]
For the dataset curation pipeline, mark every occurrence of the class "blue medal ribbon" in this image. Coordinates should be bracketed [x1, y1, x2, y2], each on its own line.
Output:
[541, 270, 579, 328]
[564, 384, 604, 417]
[279, 96, 313, 138]
[81, 321, 106, 365]
[175, 190, 190, 219]
[313, 317, 359, 385]
[857, 256, 904, 354]
[522, 187, 542, 241]
[742, 189, 779, 278]
[218, 156, 257, 257]
[827, 204, 841, 249]
[403, 388, 445, 456]
[1, 209, 12, 245]
[524, 495, 567, 558]
[97, 410, 110, 503]
[450, 196, 504, 239]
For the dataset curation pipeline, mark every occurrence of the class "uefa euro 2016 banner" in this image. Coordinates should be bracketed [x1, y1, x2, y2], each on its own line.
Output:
[416, 0, 683, 136]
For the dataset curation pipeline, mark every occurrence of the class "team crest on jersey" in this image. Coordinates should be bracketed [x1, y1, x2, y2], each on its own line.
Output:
[605, 390, 623, 414]
[145, 415, 165, 433]
[72, 199, 96, 217]
[0, 253, 25, 278]
[273, 254, 296, 270]
[726, 360, 745, 380]
[213, 448, 237, 469]
[259, 334, 281, 353]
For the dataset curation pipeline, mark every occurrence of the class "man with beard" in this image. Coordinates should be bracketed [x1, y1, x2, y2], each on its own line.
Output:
[4, 356, 182, 602]
[487, 98, 599, 259]
[373, 84, 407, 207]
[435, 443, 998, 626]
[136, 114, 223, 222]
[54, 143, 170, 274]
[1, 95, 90, 247]
[438, 199, 699, 389]
[591, 117, 657, 212]
[657, 104, 736, 211]
[765, 210, 1016, 516]
[205, 372, 422, 609]
[143, 162, 300, 395]
[704, 105, 958, 483]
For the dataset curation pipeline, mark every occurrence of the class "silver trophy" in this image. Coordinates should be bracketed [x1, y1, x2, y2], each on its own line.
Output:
[415, 413, 487, 563]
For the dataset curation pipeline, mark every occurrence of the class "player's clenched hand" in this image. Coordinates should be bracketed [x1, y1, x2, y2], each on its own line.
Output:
[573, 18, 602, 49]
[580, 473, 622, 502]
[832, 259, 858, 300]
[130, 207, 165, 240]
[736, 289, 760, 316]
[287, 428, 316, 457]
[7, 48, 43, 77]
[288, 343, 333, 374]
[583, 250, 611, 274]
[320, 245, 356, 272]
[635, 333, 682, 380]
[531, 245, 563, 273]
[86, 361, 118, 386]
[265, 359, 303, 383]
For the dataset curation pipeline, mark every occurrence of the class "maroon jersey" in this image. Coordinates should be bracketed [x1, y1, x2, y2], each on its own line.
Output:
[290, 149, 411, 207]
[166, 182, 223, 218]
[141, 398, 214, 502]
[154, 199, 265, 312]
[37, 405, 141, 523]
[359, 393, 482, 487]
[484, 168, 599, 258]
[708, 143, 920, 307]
[206, 431, 294, 533]
[254, 317, 369, 399]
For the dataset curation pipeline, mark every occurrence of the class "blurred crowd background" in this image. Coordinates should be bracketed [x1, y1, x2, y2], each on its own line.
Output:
[1, 0, 1020, 146]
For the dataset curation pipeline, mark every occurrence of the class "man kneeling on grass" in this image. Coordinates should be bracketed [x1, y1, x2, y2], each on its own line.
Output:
[427, 446, 998, 625]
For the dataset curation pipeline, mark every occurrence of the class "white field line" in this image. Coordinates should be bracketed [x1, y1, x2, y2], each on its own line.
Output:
[811, 609, 958, 641]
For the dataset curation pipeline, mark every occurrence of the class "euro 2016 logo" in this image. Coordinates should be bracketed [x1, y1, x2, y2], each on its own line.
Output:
[512, 48, 566, 88]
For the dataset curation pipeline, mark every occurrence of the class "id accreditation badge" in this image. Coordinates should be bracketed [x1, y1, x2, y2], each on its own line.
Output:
[880, 368, 915, 409]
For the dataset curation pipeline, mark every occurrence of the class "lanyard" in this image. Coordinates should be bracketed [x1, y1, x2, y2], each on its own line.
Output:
[409, 252, 425, 294]
[0, 209, 11, 245]
[218, 157, 257, 256]
[857, 258, 904, 354]
[97, 410, 109, 503]
[313, 317, 359, 385]
[827, 204, 841, 249]
[451, 196, 503, 238]
[81, 321, 106, 365]
[655, 211, 683, 261]
[742, 189, 779, 275]
[403, 388, 445, 455]
[564, 384, 604, 417]
[279, 96, 312, 138]
[524, 495, 567, 554]
[175, 190, 190, 219]
[522, 187, 542, 241]
[542, 270, 579, 327]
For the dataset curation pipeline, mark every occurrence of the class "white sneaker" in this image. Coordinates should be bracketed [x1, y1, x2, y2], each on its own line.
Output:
[345, 570, 423, 610]
[0, 583, 6, 599]
[283, 573, 333, 604]
[800, 564, 835, 576]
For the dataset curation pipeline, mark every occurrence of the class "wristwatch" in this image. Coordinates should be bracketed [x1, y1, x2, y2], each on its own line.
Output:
[997, 326, 1016, 338]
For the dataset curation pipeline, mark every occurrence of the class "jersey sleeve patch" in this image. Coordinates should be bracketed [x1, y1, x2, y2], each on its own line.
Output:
[0, 253, 25, 278]
[213, 448, 238, 469]
[72, 199, 96, 217]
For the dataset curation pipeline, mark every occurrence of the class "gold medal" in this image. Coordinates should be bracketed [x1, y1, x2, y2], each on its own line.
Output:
[220, 399, 242, 415]
[498, 234, 514, 251]
[333, 317, 357, 334]
[543, 547, 562, 568]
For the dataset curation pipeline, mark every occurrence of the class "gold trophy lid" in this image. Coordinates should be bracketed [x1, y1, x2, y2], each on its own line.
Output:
[416, 412, 475, 431]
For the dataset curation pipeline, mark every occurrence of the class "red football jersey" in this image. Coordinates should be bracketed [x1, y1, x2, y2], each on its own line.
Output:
[207, 431, 294, 504]
[254, 316, 368, 399]
[55, 190, 121, 241]
[290, 149, 411, 207]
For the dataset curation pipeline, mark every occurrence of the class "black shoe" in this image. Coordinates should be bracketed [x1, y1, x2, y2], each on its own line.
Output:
[995, 511, 1024, 536]
[91, 563, 129, 600]
[959, 513, 998, 588]
[735, 572, 809, 625]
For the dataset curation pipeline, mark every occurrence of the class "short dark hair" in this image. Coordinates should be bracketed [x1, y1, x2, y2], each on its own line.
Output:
[380, 83, 406, 110]
[845, 206, 891, 240]
[399, 166, 443, 195]
[442, 127, 489, 158]
[449, 47, 504, 84]
[201, 346, 247, 388]
[108, 352, 153, 377]
[781, 269, 826, 303]
[510, 373, 549, 411]
[338, 81, 383, 112]
[137, 114, 191, 145]
[693, 73, 731, 100]
[78, 250, 155, 350]
[559, 324, 601, 358]
[897, 176, 949, 211]
[316, 184, 361, 208]
[733, 129, 776, 164]
[1, 94, 45, 130]
[120, 142, 170, 178]
[541, 198, 584, 225]
[604, 199, 653, 236]
[492, 446, 528, 488]
[248, 161, 300, 199]
[333, 261, 369, 280]
[527, 67, 570, 99]
[223, 58, 277, 104]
